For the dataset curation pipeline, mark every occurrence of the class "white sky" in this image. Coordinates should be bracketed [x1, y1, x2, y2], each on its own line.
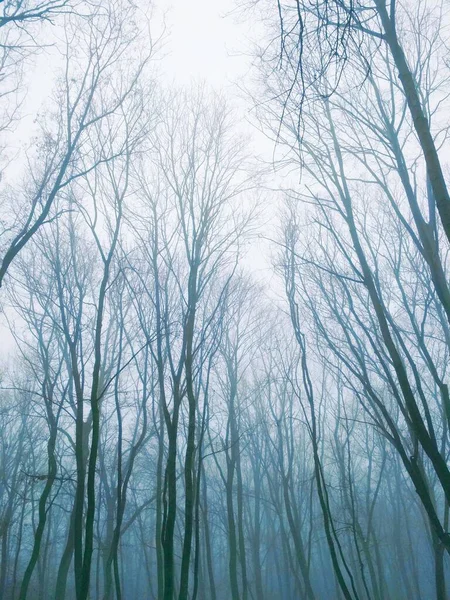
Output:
[14, 0, 257, 148]
[159, 0, 252, 86]
[0, 0, 279, 361]
[159, 0, 280, 290]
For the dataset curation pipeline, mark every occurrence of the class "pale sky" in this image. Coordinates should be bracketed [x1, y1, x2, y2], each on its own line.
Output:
[157, 0, 278, 285]
[160, 0, 252, 86]
[15, 0, 256, 147]
[0, 0, 278, 361]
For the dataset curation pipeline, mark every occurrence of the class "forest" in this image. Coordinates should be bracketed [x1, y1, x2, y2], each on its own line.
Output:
[0, 0, 449, 598]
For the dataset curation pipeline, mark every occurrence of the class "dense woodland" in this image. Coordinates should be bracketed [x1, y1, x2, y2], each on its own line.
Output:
[0, 0, 450, 598]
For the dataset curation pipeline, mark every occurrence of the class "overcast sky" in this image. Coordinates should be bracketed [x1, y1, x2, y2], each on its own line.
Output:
[14, 0, 255, 148]
[0, 0, 278, 359]
[160, 0, 252, 87]
[159, 0, 279, 286]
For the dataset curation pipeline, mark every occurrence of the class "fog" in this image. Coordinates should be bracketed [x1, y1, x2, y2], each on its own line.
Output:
[0, 1, 449, 599]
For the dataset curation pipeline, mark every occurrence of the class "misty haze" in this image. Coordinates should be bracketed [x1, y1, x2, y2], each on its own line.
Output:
[0, 0, 449, 599]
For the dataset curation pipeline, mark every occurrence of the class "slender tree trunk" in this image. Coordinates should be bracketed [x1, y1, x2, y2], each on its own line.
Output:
[12, 480, 28, 600]
[201, 468, 217, 600]
[375, 0, 450, 245]
[251, 457, 264, 600]
[162, 420, 179, 600]
[235, 443, 248, 600]
[179, 265, 199, 600]
[55, 505, 76, 600]
[19, 413, 57, 600]
[226, 454, 241, 600]
[432, 530, 446, 600]
[156, 408, 165, 598]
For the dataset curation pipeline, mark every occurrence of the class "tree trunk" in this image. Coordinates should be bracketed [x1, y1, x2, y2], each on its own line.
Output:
[375, 0, 450, 245]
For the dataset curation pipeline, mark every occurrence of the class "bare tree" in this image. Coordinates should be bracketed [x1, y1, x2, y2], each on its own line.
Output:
[251, 0, 450, 242]
[0, 0, 153, 290]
